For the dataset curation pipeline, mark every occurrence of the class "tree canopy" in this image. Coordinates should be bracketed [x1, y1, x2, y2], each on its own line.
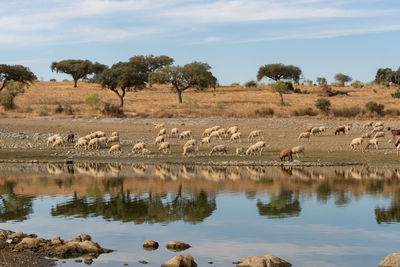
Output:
[149, 61, 217, 103]
[51, 59, 107, 88]
[97, 61, 147, 107]
[0, 64, 37, 92]
[257, 63, 302, 83]
[129, 55, 174, 72]
[375, 68, 394, 86]
[334, 73, 352, 86]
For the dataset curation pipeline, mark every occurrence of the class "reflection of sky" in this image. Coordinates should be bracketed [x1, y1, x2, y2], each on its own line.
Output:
[1, 193, 400, 267]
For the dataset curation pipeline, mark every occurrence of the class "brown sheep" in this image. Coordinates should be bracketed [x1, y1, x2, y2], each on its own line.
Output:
[280, 149, 292, 161]
[388, 128, 400, 140]
[335, 126, 346, 135]
[67, 133, 74, 143]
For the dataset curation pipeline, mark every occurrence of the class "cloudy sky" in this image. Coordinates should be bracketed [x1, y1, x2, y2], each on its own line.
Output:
[2, 0, 400, 84]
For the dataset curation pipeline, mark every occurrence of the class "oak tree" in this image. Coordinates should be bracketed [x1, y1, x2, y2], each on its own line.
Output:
[0, 64, 36, 92]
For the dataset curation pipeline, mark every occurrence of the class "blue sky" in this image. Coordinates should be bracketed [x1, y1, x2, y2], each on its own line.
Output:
[1, 0, 400, 84]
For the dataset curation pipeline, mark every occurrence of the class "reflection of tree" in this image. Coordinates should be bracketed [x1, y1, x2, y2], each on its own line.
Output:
[375, 189, 400, 224]
[257, 189, 301, 219]
[51, 190, 216, 224]
[316, 181, 331, 203]
[0, 181, 34, 222]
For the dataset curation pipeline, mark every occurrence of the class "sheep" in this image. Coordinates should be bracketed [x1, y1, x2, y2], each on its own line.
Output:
[311, 127, 321, 135]
[374, 131, 385, 139]
[111, 131, 119, 137]
[246, 141, 266, 155]
[202, 128, 214, 137]
[141, 148, 151, 155]
[361, 132, 373, 139]
[388, 128, 400, 140]
[155, 135, 165, 145]
[350, 137, 363, 151]
[67, 133, 74, 143]
[158, 128, 166, 136]
[183, 145, 196, 156]
[184, 139, 196, 148]
[209, 145, 228, 155]
[298, 132, 311, 142]
[98, 137, 108, 144]
[319, 126, 326, 134]
[47, 134, 61, 146]
[227, 126, 239, 135]
[248, 130, 263, 141]
[158, 142, 170, 154]
[245, 145, 258, 155]
[94, 131, 106, 138]
[280, 149, 293, 161]
[304, 126, 313, 133]
[109, 144, 121, 153]
[74, 139, 88, 150]
[211, 125, 221, 132]
[335, 126, 346, 135]
[132, 142, 146, 153]
[218, 128, 228, 138]
[88, 138, 100, 149]
[171, 128, 179, 136]
[52, 137, 64, 148]
[374, 122, 384, 127]
[345, 125, 351, 134]
[365, 138, 379, 150]
[291, 145, 305, 158]
[209, 130, 222, 140]
[154, 123, 164, 129]
[236, 147, 244, 155]
[201, 136, 211, 146]
[107, 135, 119, 144]
[230, 132, 241, 142]
[372, 126, 384, 133]
[179, 130, 192, 140]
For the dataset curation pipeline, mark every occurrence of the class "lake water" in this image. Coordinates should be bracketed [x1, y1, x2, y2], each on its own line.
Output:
[0, 163, 399, 267]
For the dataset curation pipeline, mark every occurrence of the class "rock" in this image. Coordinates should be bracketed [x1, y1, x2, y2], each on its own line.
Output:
[166, 241, 191, 252]
[379, 253, 400, 267]
[142, 240, 159, 250]
[161, 254, 197, 267]
[51, 236, 63, 246]
[15, 237, 40, 250]
[84, 257, 94, 265]
[139, 260, 148, 264]
[236, 254, 291, 267]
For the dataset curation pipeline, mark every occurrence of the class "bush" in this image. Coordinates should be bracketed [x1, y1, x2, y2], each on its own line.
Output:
[101, 102, 124, 117]
[316, 77, 327, 86]
[214, 101, 224, 110]
[332, 106, 363, 117]
[366, 101, 385, 116]
[230, 82, 241, 86]
[244, 80, 257, 88]
[291, 107, 317, 116]
[351, 80, 364, 88]
[304, 80, 313, 86]
[330, 81, 342, 87]
[315, 98, 331, 115]
[36, 104, 49, 116]
[391, 90, 400, 98]
[385, 109, 400, 116]
[54, 103, 64, 113]
[254, 107, 274, 117]
[63, 104, 74, 115]
[85, 93, 101, 110]
[49, 78, 57, 82]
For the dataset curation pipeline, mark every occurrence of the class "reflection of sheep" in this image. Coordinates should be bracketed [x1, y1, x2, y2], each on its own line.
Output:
[350, 137, 363, 151]
[365, 138, 379, 150]
[158, 142, 170, 153]
[109, 144, 121, 153]
[230, 132, 241, 142]
[248, 130, 263, 141]
[155, 135, 165, 145]
[291, 145, 305, 158]
[132, 142, 145, 153]
[298, 132, 311, 142]
[183, 145, 196, 156]
[179, 130, 192, 140]
[280, 149, 292, 161]
[201, 136, 211, 146]
[209, 145, 228, 155]
[171, 128, 179, 136]
[158, 128, 166, 136]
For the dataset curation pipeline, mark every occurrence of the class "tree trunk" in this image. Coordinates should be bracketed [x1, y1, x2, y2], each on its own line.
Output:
[110, 88, 125, 107]
[73, 79, 78, 88]
[177, 90, 183, 104]
[279, 92, 284, 105]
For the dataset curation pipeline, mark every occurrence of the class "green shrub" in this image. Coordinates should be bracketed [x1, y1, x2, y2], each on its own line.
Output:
[315, 98, 331, 115]
[291, 107, 317, 116]
[385, 109, 400, 116]
[391, 90, 400, 98]
[254, 107, 274, 117]
[351, 80, 364, 88]
[36, 104, 49, 116]
[244, 80, 257, 88]
[366, 101, 385, 116]
[305, 80, 313, 86]
[85, 93, 101, 110]
[332, 106, 363, 117]
[101, 102, 124, 117]
[330, 81, 342, 87]
[230, 82, 241, 86]
[49, 78, 57, 82]
[316, 77, 327, 86]
[215, 101, 225, 110]
[63, 104, 74, 115]
[54, 103, 64, 113]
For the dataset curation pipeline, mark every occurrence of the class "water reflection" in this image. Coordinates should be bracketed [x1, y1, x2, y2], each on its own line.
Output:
[375, 189, 400, 224]
[257, 189, 301, 219]
[0, 181, 34, 222]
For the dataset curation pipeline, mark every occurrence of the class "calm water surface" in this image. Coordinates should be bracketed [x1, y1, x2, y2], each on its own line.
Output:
[0, 163, 400, 267]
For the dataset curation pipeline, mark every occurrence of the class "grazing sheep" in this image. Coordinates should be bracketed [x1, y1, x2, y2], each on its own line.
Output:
[372, 126, 384, 133]
[184, 139, 196, 148]
[155, 135, 165, 145]
[218, 128, 228, 138]
[209, 130, 222, 140]
[179, 130, 192, 140]
[298, 132, 311, 142]
[154, 123, 164, 129]
[111, 131, 119, 137]
[183, 145, 196, 156]
[141, 148, 151, 155]
[67, 133, 74, 143]
[304, 126, 313, 133]
[361, 132, 373, 139]
[246, 141, 266, 155]
[52, 137, 64, 148]
[107, 135, 119, 144]
[98, 137, 108, 144]
[158, 128, 166, 136]
[291, 145, 305, 158]
[158, 142, 170, 154]
[94, 131, 106, 138]
[280, 149, 293, 161]
[47, 134, 61, 146]
[248, 130, 263, 141]
[171, 128, 179, 136]
[209, 145, 228, 155]
[227, 126, 239, 135]
[132, 142, 146, 153]
[211, 125, 221, 132]
[230, 132, 241, 142]
[374, 122, 384, 127]
[335, 126, 346, 135]
[202, 128, 214, 137]
[345, 125, 351, 134]
[319, 126, 326, 134]
[311, 127, 321, 135]
[374, 131, 385, 139]
[109, 144, 121, 153]
[236, 147, 244, 155]
[365, 138, 379, 150]
[74, 139, 88, 150]
[201, 136, 211, 146]
[88, 138, 99, 149]
[350, 137, 363, 151]
[388, 128, 400, 140]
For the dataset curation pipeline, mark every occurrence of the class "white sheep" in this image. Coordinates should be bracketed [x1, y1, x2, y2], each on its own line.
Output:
[246, 141, 266, 155]
[179, 130, 192, 140]
[311, 127, 321, 135]
[171, 128, 179, 136]
[227, 126, 239, 135]
[372, 125, 384, 133]
[211, 125, 221, 132]
[209, 145, 228, 155]
[230, 132, 241, 142]
[52, 137, 64, 148]
[365, 138, 379, 150]
[201, 136, 211, 146]
[109, 144, 121, 153]
[202, 128, 214, 137]
[94, 131, 106, 138]
[218, 128, 227, 138]
[298, 132, 311, 142]
[319, 126, 326, 134]
[158, 142, 170, 154]
[374, 122, 384, 127]
[47, 134, 61, 146]
[248, 130, 263, 141]
[183, 145, 196, 156]
[74, 139, 88, 150]
[209, 130, 222, 140]
[361, 132, 373, 139]
[291, 145, 305, 158]
[374, 131, 385, 139]
[141, 148, 151, 155]
[132, 142, 146, 153]
[111, 131, 119, 137]
[155, 135, 165, 145]
[107, 135, 119, 144]
[158, 128, 166, 136]
[154, 123, 164, 129]
[88, 138, 100, 149]
[184, 139, 196, 148]
[350, 137, 363, 151]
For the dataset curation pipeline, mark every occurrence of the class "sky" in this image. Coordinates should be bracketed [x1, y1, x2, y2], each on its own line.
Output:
[1, 0, 400, 85]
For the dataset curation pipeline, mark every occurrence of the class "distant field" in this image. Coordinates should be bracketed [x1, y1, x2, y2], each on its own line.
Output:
[4, 81, 400, 119]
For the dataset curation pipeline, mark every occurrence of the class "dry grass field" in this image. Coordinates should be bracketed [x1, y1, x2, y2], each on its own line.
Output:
[3, 81, 399, 119]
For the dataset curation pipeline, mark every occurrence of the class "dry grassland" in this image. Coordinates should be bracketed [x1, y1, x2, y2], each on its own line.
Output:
[4, 81, 400, 119]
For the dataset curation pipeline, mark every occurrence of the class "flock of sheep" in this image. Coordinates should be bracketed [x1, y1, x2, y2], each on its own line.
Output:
[45, 121, 400, 161]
